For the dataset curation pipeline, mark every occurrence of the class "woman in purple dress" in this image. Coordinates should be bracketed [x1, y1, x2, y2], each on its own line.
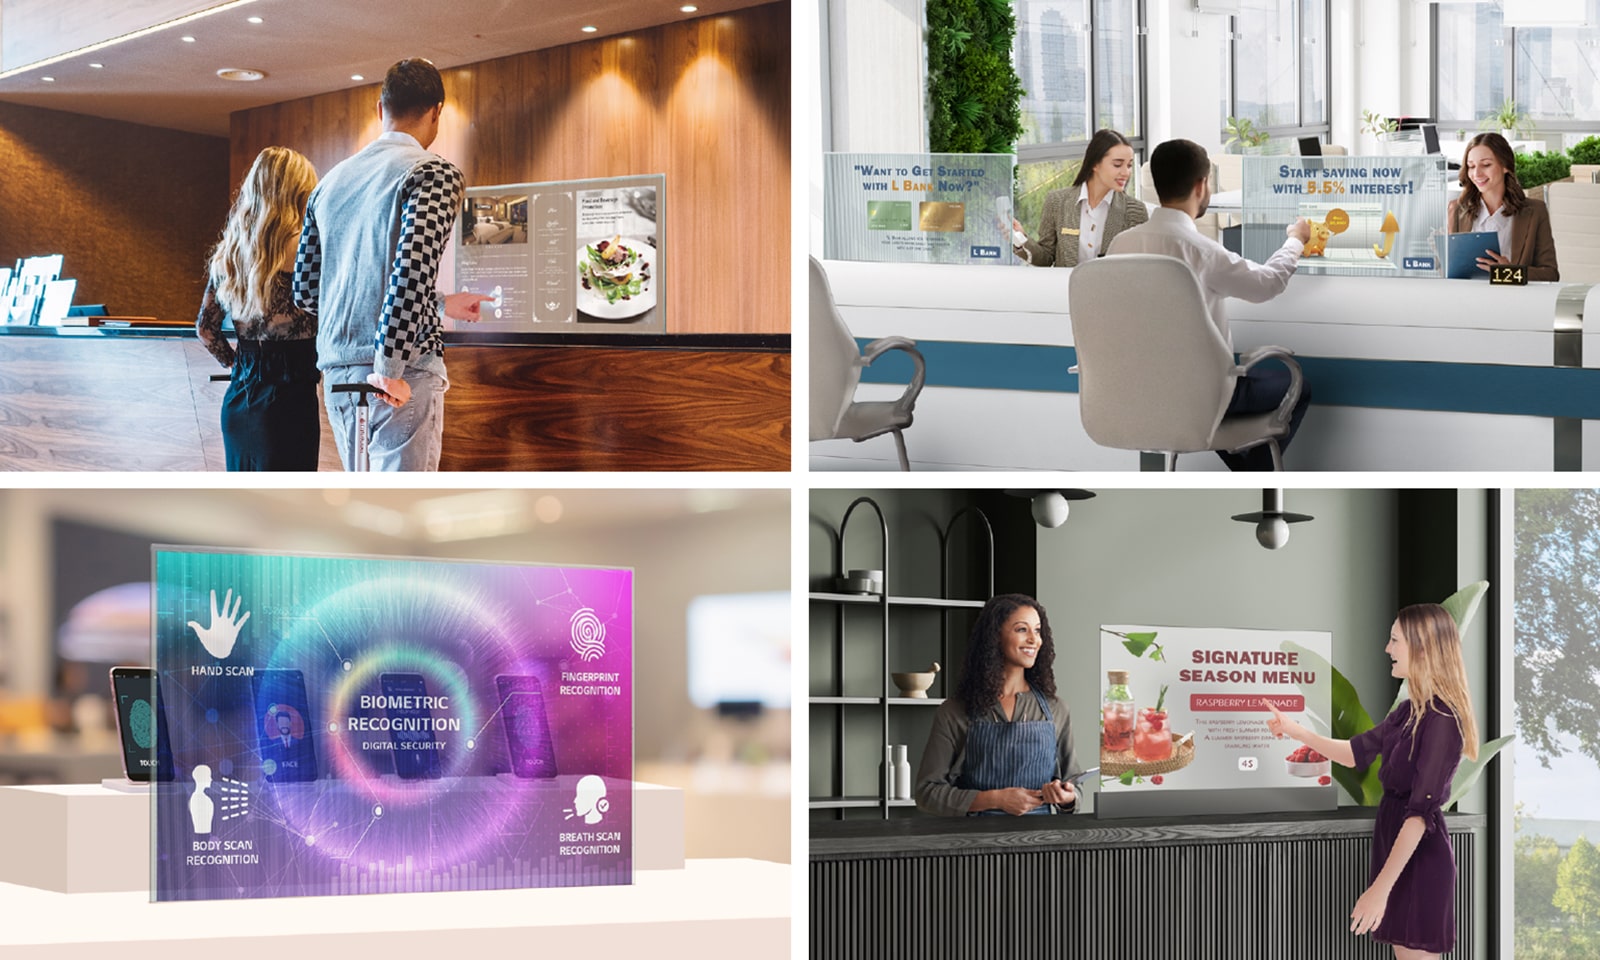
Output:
[1266, 603, 1479, 959]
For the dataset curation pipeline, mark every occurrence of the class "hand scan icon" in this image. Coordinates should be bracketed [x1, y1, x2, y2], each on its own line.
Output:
[187, 589, 250, 659]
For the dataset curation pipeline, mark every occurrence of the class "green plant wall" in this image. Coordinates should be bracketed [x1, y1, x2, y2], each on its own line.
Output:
[926, 0, 1026, 154]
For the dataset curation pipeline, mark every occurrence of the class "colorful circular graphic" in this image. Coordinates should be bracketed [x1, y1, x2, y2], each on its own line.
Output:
[570, 608, 605, 661]
[262, 703, 306, 740]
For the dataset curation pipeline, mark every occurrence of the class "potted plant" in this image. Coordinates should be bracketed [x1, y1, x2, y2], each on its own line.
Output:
[1481, 98, 1534, 141]
[1224, 116, 1269, 155]
[1514, 150, 1571, 201]
[1569, 135, 1600, 184]
[1360, 109, 1401, 153]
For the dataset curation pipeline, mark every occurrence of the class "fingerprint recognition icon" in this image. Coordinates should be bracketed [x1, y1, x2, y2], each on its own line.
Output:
[129, 698, 155, 749]
[569, 608, 606, 662]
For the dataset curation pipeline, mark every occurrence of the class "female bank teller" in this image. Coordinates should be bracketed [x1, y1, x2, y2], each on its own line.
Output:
[1447, 132, 1559, 282]
[1012, 128, 1148, 268]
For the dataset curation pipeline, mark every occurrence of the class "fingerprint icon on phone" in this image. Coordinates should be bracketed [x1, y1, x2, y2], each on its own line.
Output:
[569, 608, 606, 662]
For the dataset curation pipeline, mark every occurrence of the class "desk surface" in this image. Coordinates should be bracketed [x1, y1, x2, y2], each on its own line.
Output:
[812, 807, 1486, 860]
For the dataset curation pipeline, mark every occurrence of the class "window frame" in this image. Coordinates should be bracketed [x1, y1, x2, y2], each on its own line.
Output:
[1013, 0, 1151, 169]
[1224, 0, 1333, 148]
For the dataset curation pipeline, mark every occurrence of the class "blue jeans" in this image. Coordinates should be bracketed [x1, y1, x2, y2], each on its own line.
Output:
[1218, 365, 1312, 471]
[323, 365, 448, 471]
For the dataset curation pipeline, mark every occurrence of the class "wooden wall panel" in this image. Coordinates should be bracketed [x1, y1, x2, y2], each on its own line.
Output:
[0, 102, 230, 322]
[230, 2, 790, 334]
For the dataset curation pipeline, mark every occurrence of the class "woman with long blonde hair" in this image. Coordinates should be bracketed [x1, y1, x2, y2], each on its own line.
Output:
[196, 146, 320, 470]
[1266, 604, 1478, 959]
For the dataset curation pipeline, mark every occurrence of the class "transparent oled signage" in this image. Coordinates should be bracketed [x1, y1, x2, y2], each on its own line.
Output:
[149, 548, 633, 901]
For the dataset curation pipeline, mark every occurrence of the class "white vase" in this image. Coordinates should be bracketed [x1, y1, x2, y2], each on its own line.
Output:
[894, 744, 912, 801]
[881, 745, 894, 801]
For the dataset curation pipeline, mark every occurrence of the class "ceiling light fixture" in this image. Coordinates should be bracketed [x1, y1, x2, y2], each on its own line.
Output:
[581, 25, 599, 32]
[216, 67, 266, 82]
[1005, 489, 1097, 529]
[1231, 489, 1314, 550]
[0, 0, 260, 82]
[681, 4, 699, 10]
[247, 16, 263, 23]
[181, 36, 197, 43]
[41, 76, 55, 82]
[351, 74, 364, 81]
[89, 63, 104, 69]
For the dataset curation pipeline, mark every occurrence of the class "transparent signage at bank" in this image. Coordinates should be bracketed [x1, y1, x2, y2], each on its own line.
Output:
[824, 153, 1016, 265]
[1241, 156, 1449, 278]
[150, 548, 633, 901]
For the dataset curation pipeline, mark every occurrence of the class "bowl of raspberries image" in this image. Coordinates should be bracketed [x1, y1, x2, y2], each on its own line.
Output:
[1285, 745, 1331, 778]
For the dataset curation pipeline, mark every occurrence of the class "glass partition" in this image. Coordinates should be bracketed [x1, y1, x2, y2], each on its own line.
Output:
[823, 153, 1017, 264]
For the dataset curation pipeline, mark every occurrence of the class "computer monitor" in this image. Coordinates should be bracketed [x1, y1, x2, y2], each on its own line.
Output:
[1421, 123, 1441, 155]
[1298, 136, 1322, 157]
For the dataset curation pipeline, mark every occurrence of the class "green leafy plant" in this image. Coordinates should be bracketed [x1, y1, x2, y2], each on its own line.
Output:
[1567, 135, 1600, 166]
[1280, 581, 1514, 807]
[1360, 109, 1398, 137]
[1481, 98, 1534, 139]
[926, 0, 1026, 154]
[1515, 151, 1572, 190]
[1106, 629, 1165, 662]
[1224, 116, 1269, 152]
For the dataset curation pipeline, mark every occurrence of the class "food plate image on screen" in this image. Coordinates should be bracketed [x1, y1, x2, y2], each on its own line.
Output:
[149, 548, 634, 902]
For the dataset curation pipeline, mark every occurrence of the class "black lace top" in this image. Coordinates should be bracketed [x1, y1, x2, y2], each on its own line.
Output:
[195, 269, 317, 368]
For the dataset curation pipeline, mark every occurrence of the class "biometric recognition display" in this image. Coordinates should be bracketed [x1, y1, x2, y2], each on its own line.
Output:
[150, 548, 633, 901]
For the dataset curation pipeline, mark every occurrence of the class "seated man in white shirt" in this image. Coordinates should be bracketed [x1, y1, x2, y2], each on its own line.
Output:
[1106, 138, 1312, 471]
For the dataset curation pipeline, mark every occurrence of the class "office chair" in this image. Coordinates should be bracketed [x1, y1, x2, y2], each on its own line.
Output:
[1068, 254, 1304, 471]
[809, 257, 926, 471]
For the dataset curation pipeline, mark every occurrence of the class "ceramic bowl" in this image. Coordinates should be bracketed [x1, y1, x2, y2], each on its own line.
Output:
[891, 662, 941, 698]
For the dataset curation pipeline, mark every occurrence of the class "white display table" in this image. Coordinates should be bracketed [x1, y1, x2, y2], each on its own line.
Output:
[0, 781, 785, 957]
[813, 259, 1600, 471]
[0, 859, 788, 958]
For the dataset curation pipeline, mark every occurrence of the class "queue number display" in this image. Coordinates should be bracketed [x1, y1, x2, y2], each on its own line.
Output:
[1489, 264, 1529, 286]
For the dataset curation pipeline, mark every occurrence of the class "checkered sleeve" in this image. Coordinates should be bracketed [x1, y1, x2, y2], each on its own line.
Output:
[373, 158, 461, 379]
[292, 205, 322, 314]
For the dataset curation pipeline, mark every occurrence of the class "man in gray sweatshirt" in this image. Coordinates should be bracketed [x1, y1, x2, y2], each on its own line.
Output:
[293, 58, 491, 471]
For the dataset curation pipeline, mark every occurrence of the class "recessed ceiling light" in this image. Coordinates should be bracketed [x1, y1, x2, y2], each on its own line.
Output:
[681, 4, 698, 10]
[581, 25, 598, 32]
[351, 74, 364, 81]
[181, 35, 196, 43]
[41, 76, 55, 82]
[247, 16, 263, 23]
[89, 63, 104, 69]
[217, 67, 266, 82]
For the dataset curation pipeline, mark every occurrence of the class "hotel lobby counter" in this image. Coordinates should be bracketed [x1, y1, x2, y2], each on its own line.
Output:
[814, 258, 1598, 471]
[812, 808, 1486, 960]
[0, 326, 790, 471]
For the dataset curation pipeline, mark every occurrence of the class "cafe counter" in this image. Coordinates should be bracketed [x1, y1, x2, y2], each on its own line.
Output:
[0, 326, 789, 471]
[814, 259, 1599, 471]
[811, 808, 1487, 960]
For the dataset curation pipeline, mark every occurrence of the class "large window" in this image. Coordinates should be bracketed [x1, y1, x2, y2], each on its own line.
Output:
[1227, 0, 1329, 149]
[1436, 3, 1600, 146]
[1012, 0, 1146, 230]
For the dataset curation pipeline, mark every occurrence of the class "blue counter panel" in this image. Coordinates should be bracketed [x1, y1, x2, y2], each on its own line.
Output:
[857, 339, 1600, 419]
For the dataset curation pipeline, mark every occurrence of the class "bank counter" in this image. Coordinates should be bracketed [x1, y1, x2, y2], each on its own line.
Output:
[814, 259, 1599, 471]
[811, 808, 1486, 960]
[0, 326, 789, 471]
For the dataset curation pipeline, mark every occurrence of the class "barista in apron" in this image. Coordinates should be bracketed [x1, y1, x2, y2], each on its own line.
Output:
[915, 593, 1080, 817]
[957, 688, 1062, 816]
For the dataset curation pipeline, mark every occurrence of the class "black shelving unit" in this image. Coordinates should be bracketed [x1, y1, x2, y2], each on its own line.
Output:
[810, 497, 995, 819]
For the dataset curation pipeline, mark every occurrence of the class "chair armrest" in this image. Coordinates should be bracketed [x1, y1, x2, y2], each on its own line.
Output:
[860, 336, 927, 415]
[1236, 345, 1304, 429]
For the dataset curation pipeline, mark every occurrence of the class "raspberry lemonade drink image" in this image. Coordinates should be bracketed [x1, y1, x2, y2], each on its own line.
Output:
[1133, 684, 1174, 762]
[1102, 670, 1135, 752]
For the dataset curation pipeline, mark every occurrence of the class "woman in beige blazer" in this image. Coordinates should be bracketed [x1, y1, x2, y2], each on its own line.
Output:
[1447, 132, 1560, 281]
[1013, 128, 1148, 268]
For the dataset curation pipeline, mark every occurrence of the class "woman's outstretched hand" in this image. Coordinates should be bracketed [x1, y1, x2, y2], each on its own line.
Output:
[1263, 699, 1294, 740]
[1350, 882, 1390, 935]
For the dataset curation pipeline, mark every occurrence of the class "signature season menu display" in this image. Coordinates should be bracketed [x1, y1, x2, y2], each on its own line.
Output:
[823, 152, 1016, 265]
[455, 174, 665, 334]
[151, 548, 633, 901]
[1098, 624, 1332, 794]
